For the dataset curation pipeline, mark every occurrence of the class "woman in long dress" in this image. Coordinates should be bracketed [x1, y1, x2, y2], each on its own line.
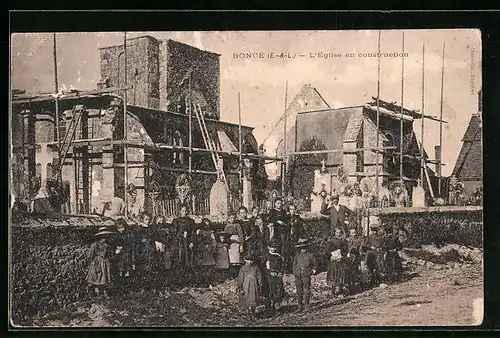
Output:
[213, 232, 231, 281]
[345, 227, 364, 294]
[173, 205, 196, 268]
[113, 218, 136, 292]
[224, 214, 245, 276]
[134, 213, 156, 292]
[194, 221, 217, 287]
[86, 227, 116, 298]
[237, 254, 263, 316]
[253, 215, 270, 258]
[325, 227, 348, 297]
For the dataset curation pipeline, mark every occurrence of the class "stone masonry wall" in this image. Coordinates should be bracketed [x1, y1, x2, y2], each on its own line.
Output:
[99, 36, 160, 109]
[159, 39, 220, 117]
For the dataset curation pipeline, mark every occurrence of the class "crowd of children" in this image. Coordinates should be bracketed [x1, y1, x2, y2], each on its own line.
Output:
[85, 197, 404, 317]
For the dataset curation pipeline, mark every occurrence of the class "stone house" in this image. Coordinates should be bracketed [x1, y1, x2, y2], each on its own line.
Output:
[451, 88, 483, 196]
[287, 99, 438, 200]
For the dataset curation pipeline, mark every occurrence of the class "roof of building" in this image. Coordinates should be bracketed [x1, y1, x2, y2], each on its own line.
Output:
[126, 104, 253, 130]
[462, 113, 482, 142]
[11, 90, 120, 113]
[452, 113, 483, 181]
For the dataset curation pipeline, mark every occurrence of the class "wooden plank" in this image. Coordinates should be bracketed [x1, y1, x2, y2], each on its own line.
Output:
[12, 86, 133, 104]
[153, 143, 283, 161]
[369, 97, 448, 123]
[424, 164, 435, 198]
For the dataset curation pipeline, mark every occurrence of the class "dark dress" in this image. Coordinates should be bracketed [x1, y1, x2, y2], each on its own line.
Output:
[325, 237, 348, 288]
[86, 241, 114, 286]
[383, 234, 403, 280]
[364, 233, 384, 284]
[254, 221, 270, 258]
[134, 226, 156, 275]
[267, 209, 289, 254]
[239, 218, 258, 254]
[194, 236, 216, 267]
[152, 227, 174, 271]
[345, 236, 365, 290]
[214, 241, 230, 270]
[173, 216, 196, 268]
[113, 229, 136, 276]
[263, 252, 285, 303]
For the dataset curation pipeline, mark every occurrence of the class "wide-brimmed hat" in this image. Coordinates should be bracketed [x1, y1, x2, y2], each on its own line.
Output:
[94, 228, 116, 237]
[295, 238, 310, 248]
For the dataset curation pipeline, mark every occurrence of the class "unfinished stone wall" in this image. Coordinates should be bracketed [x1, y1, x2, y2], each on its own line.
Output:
[362, 110, 416, 185]
[100, 37, 220, 115]
[99, 36, 160, 109]
[159, 39, 220, 117]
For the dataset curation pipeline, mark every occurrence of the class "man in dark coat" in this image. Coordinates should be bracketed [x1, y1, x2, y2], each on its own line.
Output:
[282, 204, 306, 272]
[292, 238, 317, 312]
[262, 240, 285, 312]
[320, 193, 353, 236]
[173, 205, 196, 268]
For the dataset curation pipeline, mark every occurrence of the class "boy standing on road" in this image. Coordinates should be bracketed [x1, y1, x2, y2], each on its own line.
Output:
[292, 238, 317, 312]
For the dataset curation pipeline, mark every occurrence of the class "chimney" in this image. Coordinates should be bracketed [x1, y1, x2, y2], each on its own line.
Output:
[478, 87, 483, 112]
[434, 145, 442, 177]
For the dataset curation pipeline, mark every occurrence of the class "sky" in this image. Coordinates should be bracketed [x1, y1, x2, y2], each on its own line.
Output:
[11, 29, 482, 177]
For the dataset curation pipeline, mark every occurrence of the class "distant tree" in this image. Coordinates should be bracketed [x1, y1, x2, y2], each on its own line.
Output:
[286, 136, 327, 200]
[251, 159, 268, 201]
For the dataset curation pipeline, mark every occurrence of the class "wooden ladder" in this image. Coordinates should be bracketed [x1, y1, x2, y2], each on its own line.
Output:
[55, 104, 85, 179]
[192, 102, 228, 189]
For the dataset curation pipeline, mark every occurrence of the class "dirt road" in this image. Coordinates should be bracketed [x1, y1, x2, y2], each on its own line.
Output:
[260, 264, 483, 327]
[32, 262, 482, 328]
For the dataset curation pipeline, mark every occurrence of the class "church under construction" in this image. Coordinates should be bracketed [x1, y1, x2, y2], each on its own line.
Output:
[10, 35, 271, 216]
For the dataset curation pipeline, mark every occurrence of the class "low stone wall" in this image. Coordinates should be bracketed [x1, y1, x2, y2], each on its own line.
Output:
[370, 206, 483, 248]
[10, 207, 482, 325]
